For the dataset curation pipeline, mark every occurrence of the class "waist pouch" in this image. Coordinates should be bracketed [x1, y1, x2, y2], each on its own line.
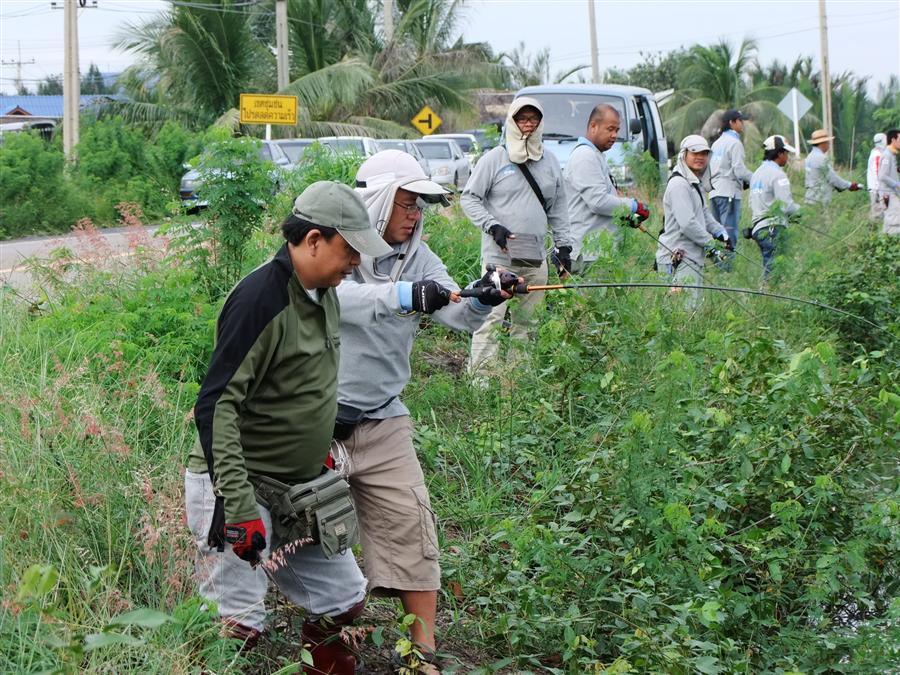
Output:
[506, 232, 545, 267]
[333, 398, 395, 441]
[250, 469, 359, 559]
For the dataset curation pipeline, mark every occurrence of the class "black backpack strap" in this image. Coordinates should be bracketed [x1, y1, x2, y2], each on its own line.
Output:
[516, 162, 547, 212]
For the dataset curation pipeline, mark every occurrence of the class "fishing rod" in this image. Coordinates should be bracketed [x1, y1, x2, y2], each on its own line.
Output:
[460, 271, 897, 339]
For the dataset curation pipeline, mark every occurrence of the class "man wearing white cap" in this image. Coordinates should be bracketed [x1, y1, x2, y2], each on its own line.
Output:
[462, 97, 572, 377]
[804, 128, 860, 205]
[749, 135, 801, 278]
[334, 150, 516, 670]
[657, 134, 730, 306]
[867, 133, 887, 221]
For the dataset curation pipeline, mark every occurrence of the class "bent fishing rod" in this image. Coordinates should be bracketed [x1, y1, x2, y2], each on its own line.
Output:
[460, 268, 897, 339]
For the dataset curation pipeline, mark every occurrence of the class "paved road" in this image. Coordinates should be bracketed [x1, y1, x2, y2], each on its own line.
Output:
[0, 224, 167, 294]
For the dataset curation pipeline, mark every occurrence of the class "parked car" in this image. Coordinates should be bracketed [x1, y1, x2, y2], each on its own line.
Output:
[413, 139, 471, 189]
[180, 139, 291, 211]
[462, 127, 499, 152]
[425, 133, 481, 164]
[375, 139, 432, 177]
[273, 138, 315, 164]
[514, 83, 668, 186]
[317, 136, 379, 157]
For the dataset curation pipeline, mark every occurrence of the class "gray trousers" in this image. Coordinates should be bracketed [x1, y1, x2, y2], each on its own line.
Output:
[468, 260, 548, 377]
[184, 470, 367, 631]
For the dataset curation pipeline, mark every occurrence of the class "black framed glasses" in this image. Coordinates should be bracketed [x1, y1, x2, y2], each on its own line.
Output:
[393, 201, 424, 214]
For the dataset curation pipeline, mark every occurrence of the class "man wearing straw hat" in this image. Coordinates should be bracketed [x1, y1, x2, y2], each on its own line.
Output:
[804, 128, 860, 205]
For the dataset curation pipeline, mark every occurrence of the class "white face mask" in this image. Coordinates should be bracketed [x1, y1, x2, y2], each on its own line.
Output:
[505, 98, 545, 164]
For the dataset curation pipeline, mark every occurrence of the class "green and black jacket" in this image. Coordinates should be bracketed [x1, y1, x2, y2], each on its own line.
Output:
[190, 244, 340, 526]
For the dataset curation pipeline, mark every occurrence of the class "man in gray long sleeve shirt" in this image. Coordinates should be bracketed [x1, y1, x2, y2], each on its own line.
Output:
[462, 97, 572, 377]
[709, 109, 754, 248]
[564, 104, 649, 270]
[749, 135, 801, 278]
[804, 129, 860, 205]
[879, 128, 900, 235]
[335, 150, 513, 668]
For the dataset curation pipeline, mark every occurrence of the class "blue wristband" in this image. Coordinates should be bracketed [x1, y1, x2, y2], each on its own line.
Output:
[397, 282, 413, 311]
[630, 198, 638, 213]
[470, 296, 490, 312]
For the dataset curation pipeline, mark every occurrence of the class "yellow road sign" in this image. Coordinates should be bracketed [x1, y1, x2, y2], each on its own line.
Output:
[411, 105, 442, 135]
[239, 93, 298, 126]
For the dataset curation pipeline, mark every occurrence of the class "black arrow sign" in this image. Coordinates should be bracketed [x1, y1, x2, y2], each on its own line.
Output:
[417, 113, 434, 130]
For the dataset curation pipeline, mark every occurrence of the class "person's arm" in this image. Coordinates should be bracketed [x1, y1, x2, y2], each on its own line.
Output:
[460, 151, 501, 232]
[546, 161, 573, 249]
[878, 154, 900, 191]
[416, 243, 493, 332]
[194, 287, 282, 523]
[670, 181, 712, 247]
[336, 277, 407, 325]
[568, 149, 633, 216]
[731, 141, 754, 184]
[826, 161, 852, 191]
[774, 174, 801, 215]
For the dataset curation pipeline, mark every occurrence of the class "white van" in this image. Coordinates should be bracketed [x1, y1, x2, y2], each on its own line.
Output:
[514, 84, 668, 186]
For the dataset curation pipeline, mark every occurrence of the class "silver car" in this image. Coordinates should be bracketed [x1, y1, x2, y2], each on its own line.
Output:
[317, 136, 379, 157]
[273, 138, 315, 164]
[413, 139, 470, 189]
[376, 139, 432, 177]
[425, 133, 481, 165]
[179, 140, 291, 211]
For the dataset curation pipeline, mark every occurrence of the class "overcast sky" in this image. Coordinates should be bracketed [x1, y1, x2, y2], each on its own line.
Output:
[1, 0, 897, 97]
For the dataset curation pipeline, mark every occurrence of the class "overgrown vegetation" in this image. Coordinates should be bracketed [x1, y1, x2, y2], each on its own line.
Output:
[1, 149, 897, 672]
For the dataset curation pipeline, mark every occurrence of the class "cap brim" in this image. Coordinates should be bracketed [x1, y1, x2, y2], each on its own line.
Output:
[401, 178, 449, 196]
[782, 142, 798, 153]
[684, 145, 711, 153]
[339, 226, 393, 258]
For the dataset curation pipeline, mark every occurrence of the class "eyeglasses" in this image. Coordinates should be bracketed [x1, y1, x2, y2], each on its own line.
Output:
[393, 201, 424, 214]
[514, 115, 541, 125]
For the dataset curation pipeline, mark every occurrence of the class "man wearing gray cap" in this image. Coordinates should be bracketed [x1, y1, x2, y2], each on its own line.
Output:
[804, 129, 860, 205]
[749, 136, 801, 278]
[709, 109, 754, 253]
[185, 181, 390, 674]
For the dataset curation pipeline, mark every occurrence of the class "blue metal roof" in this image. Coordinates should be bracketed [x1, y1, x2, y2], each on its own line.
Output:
[0, 94, 127, 118]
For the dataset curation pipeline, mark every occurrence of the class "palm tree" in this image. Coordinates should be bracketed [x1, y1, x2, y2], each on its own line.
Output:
[664, 38, 790, 147]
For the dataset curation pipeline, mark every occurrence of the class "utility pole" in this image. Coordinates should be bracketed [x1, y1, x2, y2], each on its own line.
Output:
[818, 0, 833, 155]
[384, 0, 394, 43]
[2, 42, 36, 93]
[63, 0, 80, 161]
[588, 0, 600, 83]
[275, 0, 289, 91]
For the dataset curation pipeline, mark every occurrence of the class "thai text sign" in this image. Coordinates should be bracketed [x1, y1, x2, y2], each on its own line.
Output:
[239, 94, 298, 126]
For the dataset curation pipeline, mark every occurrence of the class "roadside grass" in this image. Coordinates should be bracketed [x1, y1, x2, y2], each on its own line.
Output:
[1, 167, 897, 673]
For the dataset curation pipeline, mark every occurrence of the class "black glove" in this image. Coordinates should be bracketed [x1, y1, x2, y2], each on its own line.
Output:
[713, 230, 733, 251]
[487, 224, 513, 251]
[742, 180, 750, 191]
[704, 241, 725, 262]
[411, 280, 452, 314]
[471, 267, 510, 306]
[552, 246, 572, 275]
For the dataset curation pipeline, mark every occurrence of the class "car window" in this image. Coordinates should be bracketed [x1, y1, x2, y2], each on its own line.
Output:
[417, 143, 451, 159]
[377, 141, 405, 152]
[279, 142, 312, 163]
[324, 139, 364, 154]
[521, 93, 628, 140]
[257, 145, 273, 162]
[452, 137, 474, 153]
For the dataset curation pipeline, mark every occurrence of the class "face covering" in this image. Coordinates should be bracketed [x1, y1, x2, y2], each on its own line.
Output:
[505, 96, 544, 164]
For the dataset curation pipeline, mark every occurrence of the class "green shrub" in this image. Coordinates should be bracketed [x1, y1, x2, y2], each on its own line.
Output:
[0, 132, 83, 237]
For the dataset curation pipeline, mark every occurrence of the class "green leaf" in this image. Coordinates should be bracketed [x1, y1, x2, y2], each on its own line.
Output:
[371, 626, 384, 647]
[780, 453, 791, 473]
[83, 632, 145, 651]
[271, 664, 303, 675]
[107, 608, 173, 629]
[693, 655, 723, 674]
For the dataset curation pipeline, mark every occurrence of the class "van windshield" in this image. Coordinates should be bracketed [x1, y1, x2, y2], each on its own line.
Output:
[523, 94, 628, 141]
[417, 142, 452, 159]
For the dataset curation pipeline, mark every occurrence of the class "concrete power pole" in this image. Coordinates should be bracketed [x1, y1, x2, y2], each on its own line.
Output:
[818, 0, 833, 155]
[384, 0, 394, 43]
[63, 0, 80, 161]
[2, 43, 36, 93]
[275, 0, 289, 91]
[588, 0, 600, 83]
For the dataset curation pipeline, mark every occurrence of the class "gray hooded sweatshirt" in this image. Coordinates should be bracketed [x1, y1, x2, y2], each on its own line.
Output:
[709, 130, 754, 199]
[336, 183, 491, 419]
[878, 147, 900, 197]
[461, 97, 572, 266]
[749, 160, 801, 234]
[804, 146, 852, 204]
[564, 137, 634, 258]
[656, 152, 724, 269]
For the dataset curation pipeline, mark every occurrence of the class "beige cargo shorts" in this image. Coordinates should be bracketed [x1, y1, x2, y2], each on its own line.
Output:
[342, 415, 440, 593]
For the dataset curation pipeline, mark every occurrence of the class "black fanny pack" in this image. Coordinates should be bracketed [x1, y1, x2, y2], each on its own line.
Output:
[333, 398, 396, 441]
